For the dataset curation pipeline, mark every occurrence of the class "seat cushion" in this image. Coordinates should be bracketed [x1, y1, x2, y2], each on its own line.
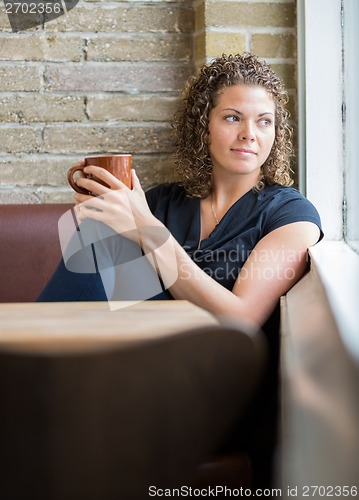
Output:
[0, 204, 73, 302]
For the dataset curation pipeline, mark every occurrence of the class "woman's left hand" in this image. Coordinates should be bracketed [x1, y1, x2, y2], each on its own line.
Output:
[74, 166, 157, 237]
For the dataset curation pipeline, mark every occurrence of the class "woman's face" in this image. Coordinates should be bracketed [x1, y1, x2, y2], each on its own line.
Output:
[208, 84, 276, 183]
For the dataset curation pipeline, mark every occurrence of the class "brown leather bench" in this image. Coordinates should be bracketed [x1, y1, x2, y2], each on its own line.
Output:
[0, 204, 73, 303]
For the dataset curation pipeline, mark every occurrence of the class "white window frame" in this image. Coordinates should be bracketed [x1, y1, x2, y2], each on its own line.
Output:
[297, 0, 343, 240]
[296, 0, 359, 362]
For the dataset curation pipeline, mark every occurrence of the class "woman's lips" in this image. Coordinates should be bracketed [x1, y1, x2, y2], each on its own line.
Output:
[231, 148, 256, 155]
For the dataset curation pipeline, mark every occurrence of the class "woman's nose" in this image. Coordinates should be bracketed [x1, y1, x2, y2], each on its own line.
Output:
[239, 122, 255, 141]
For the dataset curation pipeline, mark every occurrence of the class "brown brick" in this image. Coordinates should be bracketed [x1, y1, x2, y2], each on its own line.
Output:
[286, 94, 296, 120]
[86, 95, 179, 122]
[206, 32, 246, 58]
[86, 34, 191, 62]
[0, 153, 177, 189]
[0, 34, 84, 62]
[44, 63, 192, 92]
[194, 32, 206, 66]
[0, 189, 42, 204]
[0, 8, 12, 31]
[0, 155, 78, 186]
[133, 154, 178, 188]
[45, 5, 194, 33]
[0, 8, 43, 31]
[37, 154, 178, 200]
[85, 0, 186, 3]
[39, 189, 75, 204]
[0, 126, 41, 153]
[42, 34, 84, 61]
[0, 35, 42, 61]
[42, 124, 174, 154]
[0, 153, 178, 193]
[206, 3, 295, 28]
[0, 66, 41, 91]
[271, 63, 296, 90]
[252, 33, 296, 59]
[0, 95, 85, 123]
[195, 1, 205, 32]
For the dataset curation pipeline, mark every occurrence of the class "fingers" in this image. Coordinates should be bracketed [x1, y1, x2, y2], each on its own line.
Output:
[75, 186, 128, 211]
[75, 192, 104, 210]
[74, 192, 95, 205]
[86, 165, 125, 188]
[75, 165, 144, 208]
[73, 201, 93, 224]
[76, 176, 108, 196]
[75, 204, 103, 224]
[131, 168, 142, 190]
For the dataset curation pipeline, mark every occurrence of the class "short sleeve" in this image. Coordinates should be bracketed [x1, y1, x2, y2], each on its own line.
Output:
[261, 187, 324, 241]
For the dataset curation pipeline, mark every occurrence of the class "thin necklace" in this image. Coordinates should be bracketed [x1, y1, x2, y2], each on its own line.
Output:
[210, 193, 220, 225]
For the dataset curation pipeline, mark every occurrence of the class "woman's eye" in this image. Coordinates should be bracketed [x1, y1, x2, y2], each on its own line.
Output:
[259, 118, 272, 126]
[224, 115, 239, 122]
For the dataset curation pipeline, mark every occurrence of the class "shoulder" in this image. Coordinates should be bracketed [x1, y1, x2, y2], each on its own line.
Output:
[260, 184, 319, 214]
[258, 184, 323, 238]
[260, 184, 311, 204]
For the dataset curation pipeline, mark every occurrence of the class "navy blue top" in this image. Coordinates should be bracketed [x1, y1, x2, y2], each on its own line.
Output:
[146, 182, 323, 291]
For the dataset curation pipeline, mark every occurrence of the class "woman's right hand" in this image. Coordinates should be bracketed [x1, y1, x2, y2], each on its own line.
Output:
[74, 168, 162, 239]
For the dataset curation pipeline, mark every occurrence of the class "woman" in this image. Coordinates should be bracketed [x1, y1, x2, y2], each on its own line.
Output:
[39, 53, 323, 487]
[39, 53, 322, 329]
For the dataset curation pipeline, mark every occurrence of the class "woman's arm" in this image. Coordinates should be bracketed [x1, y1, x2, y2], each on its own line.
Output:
[75, 167, 320, 327]
[164, 221, 320, 327]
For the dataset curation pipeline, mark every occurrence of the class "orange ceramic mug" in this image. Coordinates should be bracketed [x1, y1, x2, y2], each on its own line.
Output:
[67, 154, 132, 195]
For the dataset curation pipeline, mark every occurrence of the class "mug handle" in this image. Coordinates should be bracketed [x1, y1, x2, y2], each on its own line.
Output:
[67, 164, 90, 195]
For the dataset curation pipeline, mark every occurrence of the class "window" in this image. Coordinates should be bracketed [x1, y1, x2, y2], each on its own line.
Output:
[297, 0, 359, 360]
[298, 0, 359, 247]
[297, 0, 343, 240]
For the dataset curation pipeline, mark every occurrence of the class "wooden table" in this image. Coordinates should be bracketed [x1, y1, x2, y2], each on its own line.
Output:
[0, 300, 258, 500]
[0, 300, 219, 352]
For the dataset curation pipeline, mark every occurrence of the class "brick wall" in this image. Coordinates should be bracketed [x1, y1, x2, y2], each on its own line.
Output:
[0, 0, 296, 203]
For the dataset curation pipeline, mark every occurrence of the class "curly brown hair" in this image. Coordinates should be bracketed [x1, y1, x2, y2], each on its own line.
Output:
[172, 53, 294, 198]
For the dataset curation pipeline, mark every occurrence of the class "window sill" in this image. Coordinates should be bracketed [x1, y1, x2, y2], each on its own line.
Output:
[309, 240, 359, 363]
[279, 239, 359, 491]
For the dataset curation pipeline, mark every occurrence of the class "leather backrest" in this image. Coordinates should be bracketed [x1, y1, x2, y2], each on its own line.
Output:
[0, 204, 73, 303]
